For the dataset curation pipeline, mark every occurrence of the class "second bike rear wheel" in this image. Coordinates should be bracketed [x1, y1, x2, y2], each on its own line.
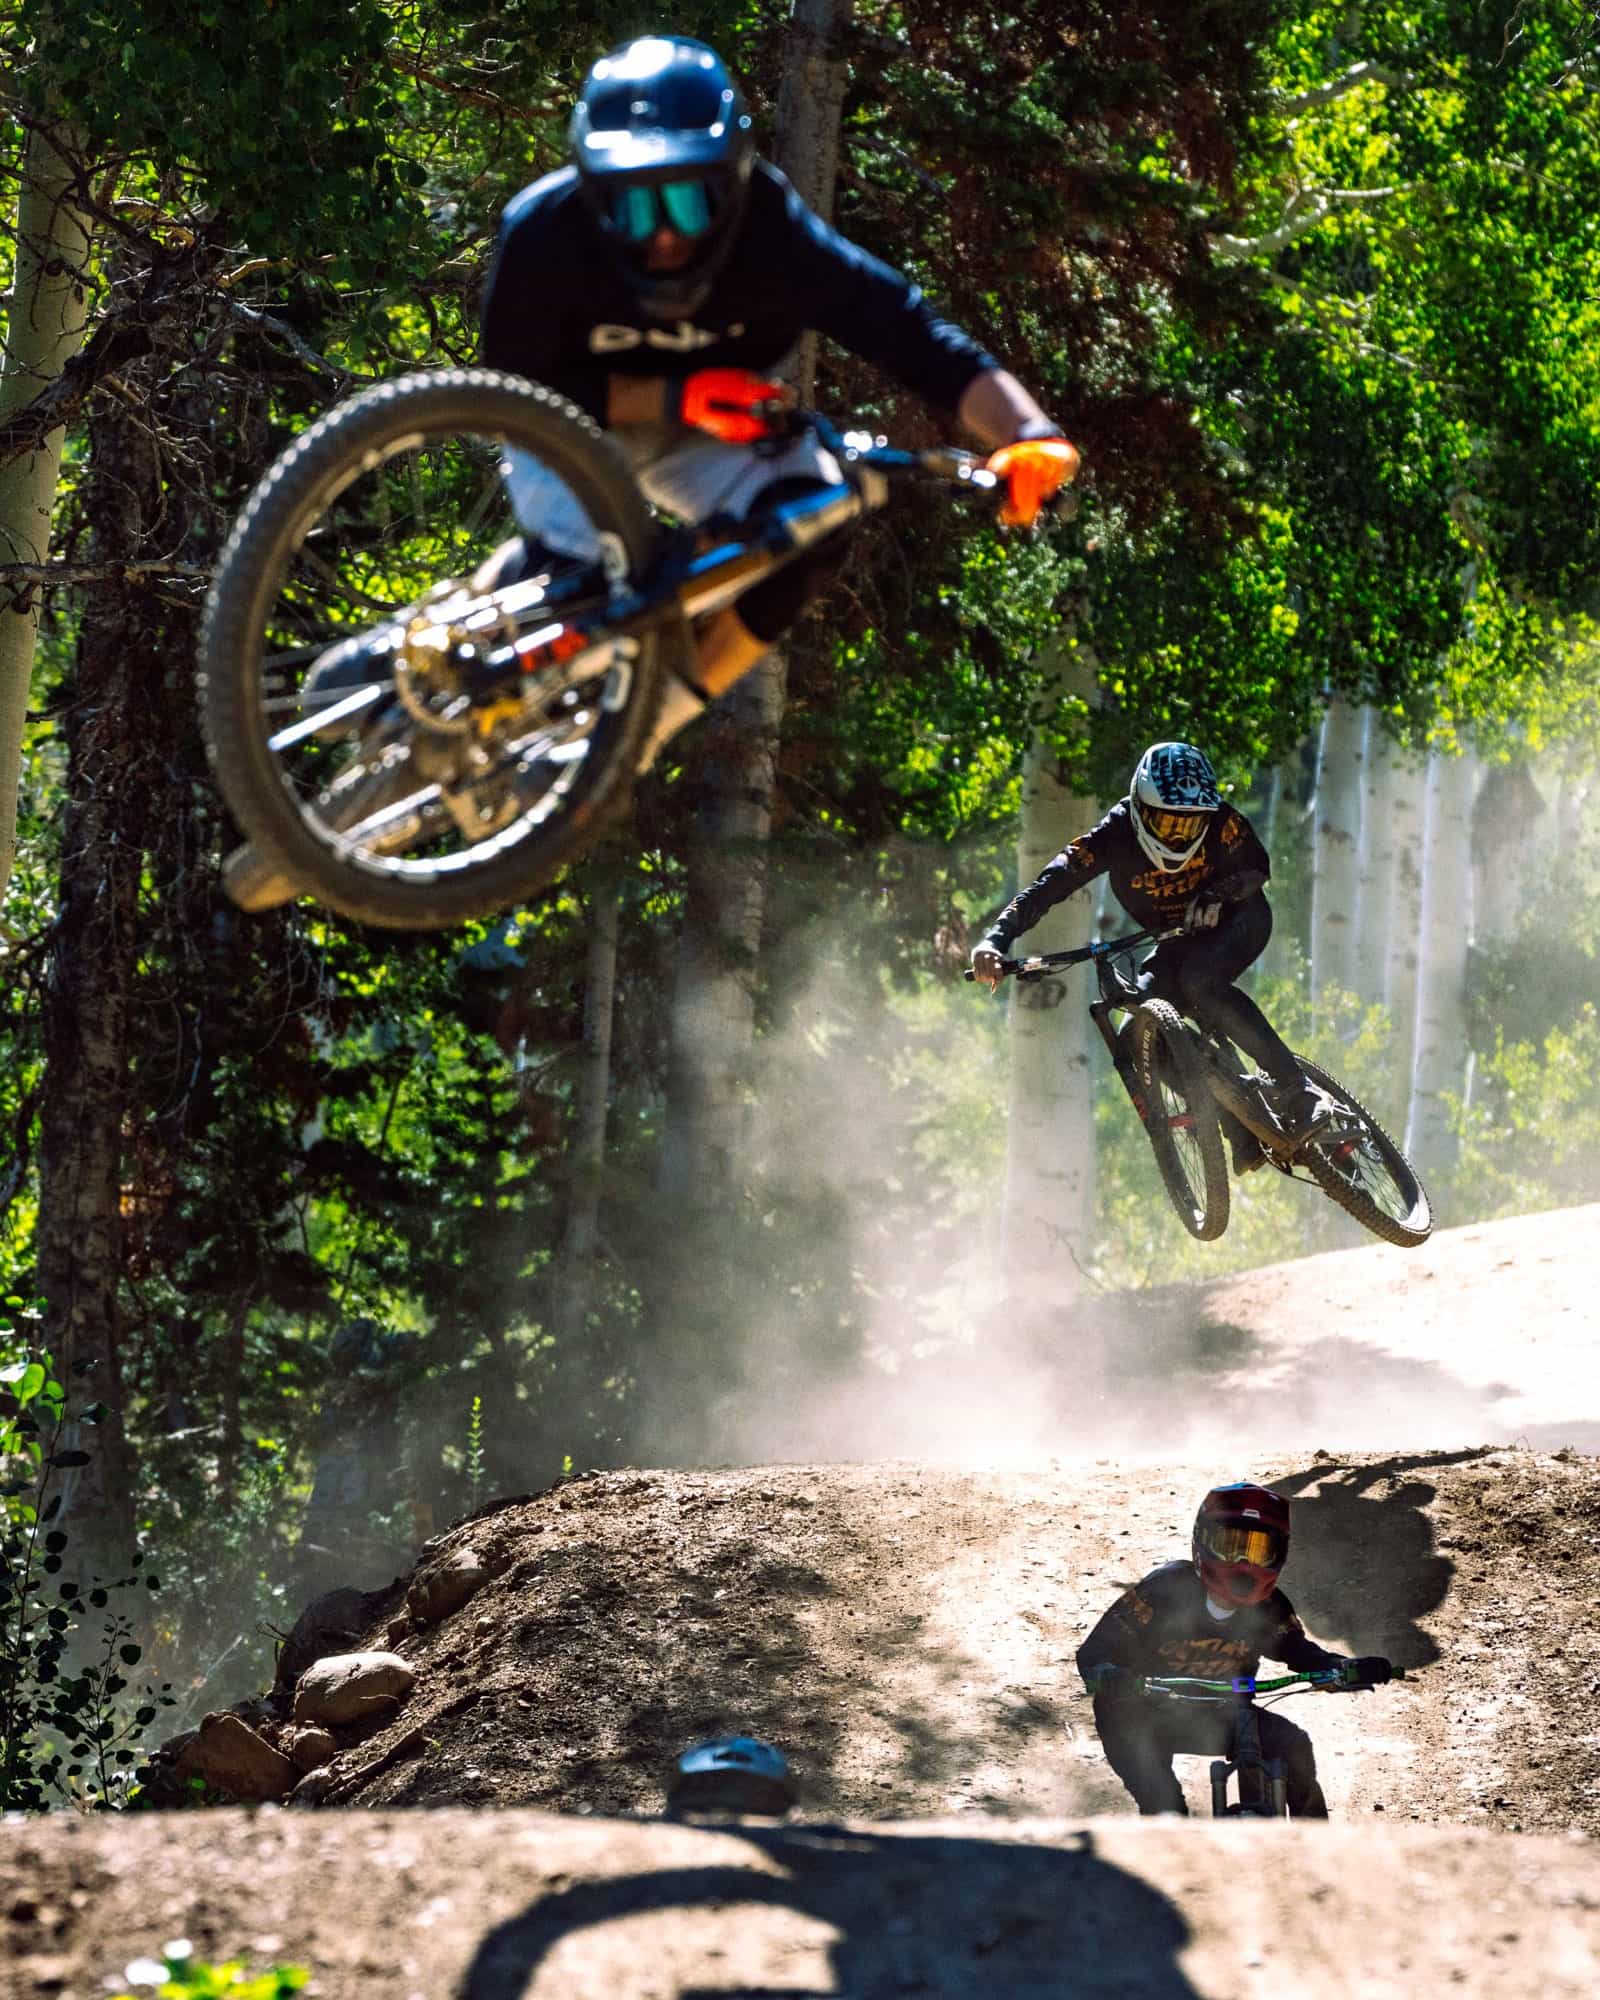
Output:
[1292, 1056, 1433, 1248]
[1131, 1001, 1230, 1241]
[199, 368, 666, 930]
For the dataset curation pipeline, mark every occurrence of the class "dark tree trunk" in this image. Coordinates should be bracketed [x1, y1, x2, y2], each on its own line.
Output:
[35, 356, 177, 1571]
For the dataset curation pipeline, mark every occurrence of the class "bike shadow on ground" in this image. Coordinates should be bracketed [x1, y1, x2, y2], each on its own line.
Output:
[1262, 1450, 1489, 1669]
[457, 1822, 1203, 1999]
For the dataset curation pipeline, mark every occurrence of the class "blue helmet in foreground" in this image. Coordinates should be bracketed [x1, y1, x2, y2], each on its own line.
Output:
[667, 1735, 795, 1817]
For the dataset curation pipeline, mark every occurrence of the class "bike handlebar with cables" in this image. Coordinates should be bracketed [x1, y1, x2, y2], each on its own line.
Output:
[962, 926, 1176, 984]
[1124, 1664, 1411, 1700]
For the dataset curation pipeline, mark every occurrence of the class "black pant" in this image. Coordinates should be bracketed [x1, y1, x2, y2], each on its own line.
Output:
[1135, 893, 1301, 1091]
[1094, 1693, 1328, 1817]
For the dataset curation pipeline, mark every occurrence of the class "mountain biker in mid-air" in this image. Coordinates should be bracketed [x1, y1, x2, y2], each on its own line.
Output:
[1077, 1482, 1394, 1818]
[970, 741, 1327, 1165]
[306, 32, 1079, 791]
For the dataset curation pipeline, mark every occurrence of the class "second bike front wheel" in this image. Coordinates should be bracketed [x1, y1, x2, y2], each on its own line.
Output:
[199, 368, 666, 930]
[1131, 1000, 1230, 1241]
[1292, 1056, 1433, 1248]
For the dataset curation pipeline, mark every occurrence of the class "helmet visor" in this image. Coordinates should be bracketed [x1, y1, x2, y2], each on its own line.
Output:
[1141, 805, 1209, 847]
[608, 178, 717, 243]
[1198, 1522, 1285, 1569]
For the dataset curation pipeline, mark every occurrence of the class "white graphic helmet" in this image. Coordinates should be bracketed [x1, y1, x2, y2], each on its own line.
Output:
[1130, 742, 1222, 873]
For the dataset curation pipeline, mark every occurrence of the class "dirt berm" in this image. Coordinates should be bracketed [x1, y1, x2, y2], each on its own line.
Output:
[6, 1205, 1599, 1995]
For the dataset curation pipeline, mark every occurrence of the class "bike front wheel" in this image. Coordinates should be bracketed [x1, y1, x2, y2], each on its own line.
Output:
[1293, 1056, 1433, 1248]
[1131, 1001, 1230, 1241]
[199, 368, 666, 930]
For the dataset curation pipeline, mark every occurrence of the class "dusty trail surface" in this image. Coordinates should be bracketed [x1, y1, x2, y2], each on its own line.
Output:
[8, 1204, 1600, 1996]
[7, 1811, 1599, 1999]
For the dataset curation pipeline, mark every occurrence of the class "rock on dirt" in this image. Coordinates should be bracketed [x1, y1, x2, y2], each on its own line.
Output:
[291, 1651, 415, 1728]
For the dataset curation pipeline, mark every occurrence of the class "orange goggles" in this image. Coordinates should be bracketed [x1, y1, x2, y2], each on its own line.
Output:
[1142, 806, 1209, 845]
[1199, 1523, 1284, 1568]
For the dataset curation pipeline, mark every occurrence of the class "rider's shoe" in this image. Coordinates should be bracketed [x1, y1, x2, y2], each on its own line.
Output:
[635, 673, 709, 774]
[1272, 1079, 1336, 1149]
[1232, 1135, 1268, 1176]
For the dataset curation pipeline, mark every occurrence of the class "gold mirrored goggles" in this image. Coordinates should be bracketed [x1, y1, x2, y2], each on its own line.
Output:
[1141, 806, 1210, 844]
[1198, 1524, 1284, 1568]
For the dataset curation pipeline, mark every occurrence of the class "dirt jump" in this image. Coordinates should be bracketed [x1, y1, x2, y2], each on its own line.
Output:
[6, 1205, 1600, 1997]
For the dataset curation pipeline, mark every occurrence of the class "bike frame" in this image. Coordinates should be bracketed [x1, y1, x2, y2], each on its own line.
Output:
[447, 414, 1004, 707]
[1133, 1665, 1403, 1818]
[972, 927, 1339, 1170]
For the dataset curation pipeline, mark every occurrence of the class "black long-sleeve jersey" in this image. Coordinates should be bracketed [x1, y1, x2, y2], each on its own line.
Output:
[1076, 1561, 1343, 1699]
[479, 161, 998, 425]
[980, 798, 1271, 953]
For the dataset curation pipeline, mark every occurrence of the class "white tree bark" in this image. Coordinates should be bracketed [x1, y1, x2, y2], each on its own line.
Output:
[1472, 757, 1546, 948]
[0, 127, 92, 912]
[657, 0, 854, 1209]
[1352, 714, 1397, 1004]
[1000, 637, 1098, 1300]
[1308, 696, 1364, 1009]
[1380, 744, 1428, 1088]
[1406, 750, 1479, 1177]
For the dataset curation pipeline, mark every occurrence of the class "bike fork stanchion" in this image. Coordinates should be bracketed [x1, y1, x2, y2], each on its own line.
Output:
[1268, 1758, 1288, 1817]
[1209, 1760, 1231, 1816]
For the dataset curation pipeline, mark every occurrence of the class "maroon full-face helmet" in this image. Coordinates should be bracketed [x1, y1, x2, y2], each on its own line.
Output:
[1193, 1482, 1291, 1608]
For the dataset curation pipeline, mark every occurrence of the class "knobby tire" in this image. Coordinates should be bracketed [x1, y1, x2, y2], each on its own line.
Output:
[198, 369, 665, 930]
[1131, 1000, 1230, 1241]
[1292, 1054, 1433, 1248]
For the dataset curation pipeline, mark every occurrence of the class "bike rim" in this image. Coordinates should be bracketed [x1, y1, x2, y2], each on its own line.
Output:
[248, 424, 628, 888]
[1312, 1121, 1427, 1231]
[1154, 1068, 1210, 1214]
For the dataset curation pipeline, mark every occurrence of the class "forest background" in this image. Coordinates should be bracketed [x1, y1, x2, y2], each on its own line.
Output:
[3, 0, 1600, 1772]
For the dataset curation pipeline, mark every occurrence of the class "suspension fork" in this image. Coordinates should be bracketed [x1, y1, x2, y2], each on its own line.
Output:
[1091, 998, 1147, 1125]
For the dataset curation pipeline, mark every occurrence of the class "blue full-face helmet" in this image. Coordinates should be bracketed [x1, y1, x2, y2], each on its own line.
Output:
[569, 35, 756, 320]
[667, 1735, 795, 1817]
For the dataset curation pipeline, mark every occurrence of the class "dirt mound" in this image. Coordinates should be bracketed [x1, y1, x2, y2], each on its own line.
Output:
[6, 1809, 1598, 1998]
[170, 1446, 1592, 1835]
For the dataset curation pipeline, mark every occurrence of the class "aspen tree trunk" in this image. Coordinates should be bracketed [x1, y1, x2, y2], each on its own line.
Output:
[1000, 636, 1098, 1301]
[0, 128, 92, 913]
[657, 0, 854, 1216]
[1471, 758, 1544, 948]
[556, 871, 620, 1346]
[1308, 696, 1364, 1010]
[1405, 750, 1479, 1179]
[1382, 749, 1427, 1085]
[648, 0, 855, 1457]
[1352, 716, 1397, 1005]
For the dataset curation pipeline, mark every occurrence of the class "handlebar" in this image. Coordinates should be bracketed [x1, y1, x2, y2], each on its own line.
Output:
[962, 926, 1171, 984]
[1131, 1664, 1408, 1699]
[767, 409, 1078, 519]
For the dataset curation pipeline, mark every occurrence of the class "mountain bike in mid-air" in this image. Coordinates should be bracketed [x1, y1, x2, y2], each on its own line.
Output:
[1136, 1662, 1409, 1817]
[968, 927, 1432, 1248]
[198, 367, 1046, 932]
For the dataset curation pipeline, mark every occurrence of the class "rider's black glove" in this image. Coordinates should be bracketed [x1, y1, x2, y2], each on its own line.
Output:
[1082, 1662, 1124, 1694]
[1184, 891, 1225, 933]
[1348, 1655, 1393, 1687]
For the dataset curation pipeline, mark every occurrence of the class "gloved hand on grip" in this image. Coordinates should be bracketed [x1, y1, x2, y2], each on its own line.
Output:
[1081, 1661, 1125, 1694]
[1346, 1655, 1393, 1688]
[986, 436, 1081, 528]
[1184, 891, 1225, 933]
[675, 368, 793, 444]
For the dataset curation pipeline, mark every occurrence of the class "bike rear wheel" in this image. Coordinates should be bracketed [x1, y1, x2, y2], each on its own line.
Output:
[1293, 1055, 1433, 1248]
[199, 368, 665, 930]
[1131, 1001, 1230, 1241]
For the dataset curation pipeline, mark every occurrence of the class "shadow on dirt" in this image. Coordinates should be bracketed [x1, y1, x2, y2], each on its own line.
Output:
[459, 1823, 1201, 1999]
[1268, 1450, 1485, 1668]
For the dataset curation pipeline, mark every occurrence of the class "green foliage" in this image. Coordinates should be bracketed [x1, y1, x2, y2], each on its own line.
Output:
[0, 1313, 173, 1811]
[113, 1943, 309, 1999]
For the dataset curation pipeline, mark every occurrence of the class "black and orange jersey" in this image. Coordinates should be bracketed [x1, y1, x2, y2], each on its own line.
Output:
[980, 797, 1270, 952]
[1076, 1560, 1342, 1695]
